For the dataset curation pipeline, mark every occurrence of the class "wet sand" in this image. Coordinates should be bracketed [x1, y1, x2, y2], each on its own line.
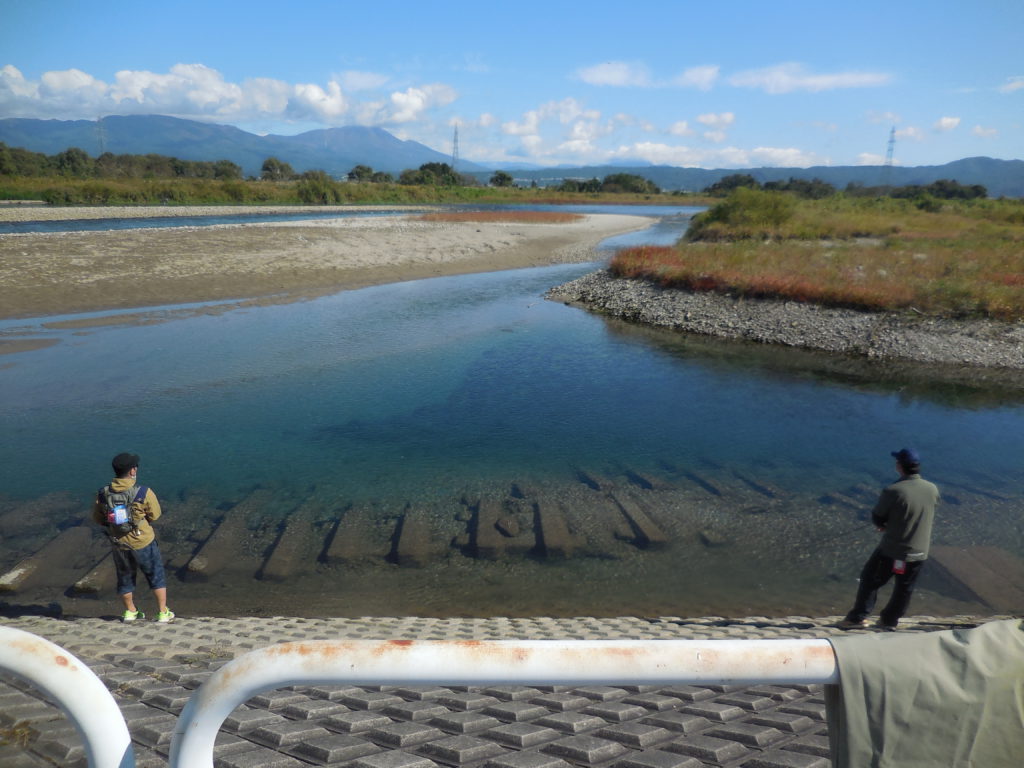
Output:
[0, 206, 653, 322]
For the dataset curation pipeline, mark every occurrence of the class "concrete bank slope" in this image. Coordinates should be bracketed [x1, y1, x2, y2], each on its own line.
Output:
[549, 271, 1024, 372]
[0, 613, 1007, 768]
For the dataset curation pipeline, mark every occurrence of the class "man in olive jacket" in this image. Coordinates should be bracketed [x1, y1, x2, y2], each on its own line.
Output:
[92, 452, 174, 623]
[837, 448, 940, 631]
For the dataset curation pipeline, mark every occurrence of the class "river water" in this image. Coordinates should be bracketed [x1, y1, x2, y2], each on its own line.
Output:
[1, 206, 1021, 618]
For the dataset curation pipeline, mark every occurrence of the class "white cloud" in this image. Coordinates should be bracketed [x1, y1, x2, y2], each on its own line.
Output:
[0, 62, 463, 127]
[703, 130, 727, 143]
[894, 126, 923, 141]
[697, 112, 735, 128]
[673, 65, 719, 91]
[972, 124, 998, 138]
[340, 70, 389, 91]
[669, 120, 693, 136]
[934, 116, 960, 132]
[609, 141, 824, 168]
[576, 60, 650, 87]
[998, 76, 1024, 93]
[856, 153, 887, 165]
[730, 63, 891, 93]
[868, 111, 901, 124]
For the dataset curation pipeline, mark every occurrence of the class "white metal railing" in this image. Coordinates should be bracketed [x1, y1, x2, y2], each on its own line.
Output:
[0, 625, 133, 768]
[169, 638, 838, 768]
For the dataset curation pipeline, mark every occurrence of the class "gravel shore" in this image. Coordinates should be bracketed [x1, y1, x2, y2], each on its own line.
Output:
[548, 270, 1024, 374]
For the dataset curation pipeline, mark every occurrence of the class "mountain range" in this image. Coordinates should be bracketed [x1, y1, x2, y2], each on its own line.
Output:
[1, 115, 1022, 196]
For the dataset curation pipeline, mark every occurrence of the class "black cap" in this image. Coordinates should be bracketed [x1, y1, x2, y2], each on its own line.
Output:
[112, 452, 140, 475]
[891, 448, 921, 465]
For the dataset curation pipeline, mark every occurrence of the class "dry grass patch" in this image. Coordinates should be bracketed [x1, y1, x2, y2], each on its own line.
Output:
[612, 196, 1024, 321]
[417, 211, 584, 224]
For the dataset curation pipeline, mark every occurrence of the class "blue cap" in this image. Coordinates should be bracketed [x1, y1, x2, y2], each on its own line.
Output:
[891, 448, 920, 465]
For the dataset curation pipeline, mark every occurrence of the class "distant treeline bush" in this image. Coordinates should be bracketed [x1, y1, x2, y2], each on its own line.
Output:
[703, 172, 988, 203]
[0, 143, 243, 181]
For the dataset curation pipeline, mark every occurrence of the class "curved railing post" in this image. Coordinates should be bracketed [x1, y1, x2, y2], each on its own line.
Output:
[0, 626, 133, 768]
[170, 637, 838, 768]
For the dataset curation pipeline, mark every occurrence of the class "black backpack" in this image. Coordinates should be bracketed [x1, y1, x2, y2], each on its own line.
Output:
[99, 484, 149, 538]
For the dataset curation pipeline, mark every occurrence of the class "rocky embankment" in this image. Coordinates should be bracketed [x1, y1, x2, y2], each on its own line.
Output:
[548, 270, 1024, 372]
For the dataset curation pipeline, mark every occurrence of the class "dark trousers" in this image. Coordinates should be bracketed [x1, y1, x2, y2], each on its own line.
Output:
[845, 548, 924, 625]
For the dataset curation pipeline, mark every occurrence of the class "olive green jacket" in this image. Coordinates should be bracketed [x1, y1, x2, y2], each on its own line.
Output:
[91, 476, 162, 550]
[871, 473, 939, 561]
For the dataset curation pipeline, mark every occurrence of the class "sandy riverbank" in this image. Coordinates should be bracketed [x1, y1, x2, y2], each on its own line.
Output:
[0, 207, 653, 322]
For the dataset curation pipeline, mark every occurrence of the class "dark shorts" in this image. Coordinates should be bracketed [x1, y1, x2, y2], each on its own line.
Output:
[112, 540, 167, 594]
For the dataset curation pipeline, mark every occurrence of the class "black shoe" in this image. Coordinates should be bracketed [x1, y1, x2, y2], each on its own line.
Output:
[835, 618, 867, 629]
[874, 620, 898, 631]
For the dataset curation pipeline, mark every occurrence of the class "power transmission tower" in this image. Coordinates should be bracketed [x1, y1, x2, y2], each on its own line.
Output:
[881, 126, 895, 188]
[96, 116, 107, 154]
[451, 124, 459, 172]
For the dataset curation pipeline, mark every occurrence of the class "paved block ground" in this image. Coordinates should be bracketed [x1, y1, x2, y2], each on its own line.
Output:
[0, 613, 1005, 768]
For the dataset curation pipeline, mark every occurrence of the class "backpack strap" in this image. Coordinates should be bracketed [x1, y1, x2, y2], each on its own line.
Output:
[132, 486, 149, 505]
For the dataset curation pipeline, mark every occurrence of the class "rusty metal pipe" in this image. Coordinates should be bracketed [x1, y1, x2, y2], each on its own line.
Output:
[0, 626, 133, 768]
[170, 638, 837, 768]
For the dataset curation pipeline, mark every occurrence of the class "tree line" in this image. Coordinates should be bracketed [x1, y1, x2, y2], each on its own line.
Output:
[703, 173, 987, 201]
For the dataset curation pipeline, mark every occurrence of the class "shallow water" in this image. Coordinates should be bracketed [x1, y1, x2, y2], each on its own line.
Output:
[1, 208, 1022, 618]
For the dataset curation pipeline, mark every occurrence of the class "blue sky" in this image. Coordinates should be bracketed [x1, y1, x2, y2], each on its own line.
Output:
[1, 0, 1021, 169]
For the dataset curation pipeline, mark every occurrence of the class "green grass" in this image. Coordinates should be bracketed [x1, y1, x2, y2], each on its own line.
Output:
[611, 193, 1024, 321]
[0, 176, 709, 207]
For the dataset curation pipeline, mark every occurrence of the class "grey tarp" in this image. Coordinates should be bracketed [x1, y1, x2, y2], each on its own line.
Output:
[826, 619, 1024, 767]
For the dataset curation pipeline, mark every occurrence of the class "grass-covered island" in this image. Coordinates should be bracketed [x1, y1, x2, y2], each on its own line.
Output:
[551, 190, 1024, 374]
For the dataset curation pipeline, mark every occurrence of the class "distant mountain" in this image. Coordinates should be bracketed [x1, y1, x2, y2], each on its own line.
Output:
[473, 158, 1024, 198]
[0, 115, 486, 177]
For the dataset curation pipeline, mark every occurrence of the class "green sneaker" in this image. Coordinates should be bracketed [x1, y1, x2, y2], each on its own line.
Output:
[122, 609, 144, 623]
[156, 608, 175, 623]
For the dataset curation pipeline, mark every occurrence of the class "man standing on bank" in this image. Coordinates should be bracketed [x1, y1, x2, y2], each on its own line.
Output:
[837, 448, 939, 631]
[92, 452, 174, 623]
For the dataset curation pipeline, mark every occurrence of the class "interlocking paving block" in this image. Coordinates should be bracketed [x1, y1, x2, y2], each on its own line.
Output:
[304, 684, 365, 701]
[572, 686, 629, 701]
[101, 669, 152, 688]
[742, 686, 806, 703]
[349, 750, 440, 768]
[247, 690, 312, 710]
[705, 722, 787, 748]
[142, 684, 193, 713]
[0, 744, 51, 768]
[541, 734, 629, 765]
[717, 693, 778, 712]
[640, 711, 711, 735]
[385, 702, 453, 722]
[285, 733, 382, 764]
[780, 734, 831, 758]
[438, 692, 502, 711]
[678, 701, 746, 722]
[118, 701, 173, 727]
[325, 711, 394, 734]
[483, 702, 551, 722]
[777, 703, 826, 722]
[530, 692, 591, 711]
[370, 721, 447, 748]
[393, 686, 456, 701]
[739, 750, 830, 768]
[621, 694, 682, 712]
[249, 721, 333, 748]
[27, 723, 84, 764]
[611, 750, 703, 768]
[482, 686, 545, 702]
[535, 712, 608, 734]
[0, 696, 60, 727]
[213, 744, 308, 768]
[417, 734, 509, 765]
[483, 752, 573, 768]
[664, 733, 752, 764]
[223, 708, 289, 734]
[596, 722, 675, 749]
[431, 711, 503, 735]
[342, 691, 408, 710]
[214, 731, 259, 758]
[747, 713, 816, 734]
[481, 723, 562, 748]
[581, 702, 649, 722]
[658, 686, 716, 703]
[282, 699, 349, 721]
[131, 713, 179, 747]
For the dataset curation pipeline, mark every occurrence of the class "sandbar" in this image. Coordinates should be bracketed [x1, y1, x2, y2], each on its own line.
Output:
[0, 207, 653, 322]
